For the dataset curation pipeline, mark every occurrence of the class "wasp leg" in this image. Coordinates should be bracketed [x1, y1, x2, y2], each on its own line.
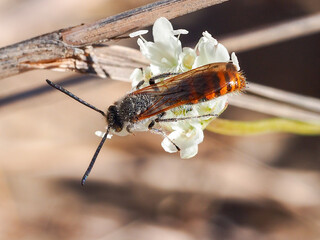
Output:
[133, 67, 146, 90]
[148, 120, 180, 151]
[135, 80, 145, 90]
[157, 112, 166, 118]
[149, 72, 179, 85]
[126, 124, 135, 135]
[155, 113, 219, 123]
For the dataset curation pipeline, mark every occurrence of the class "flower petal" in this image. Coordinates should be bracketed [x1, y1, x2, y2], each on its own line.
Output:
[152, 17, 174, 43]
[179, 47, 196, 71]
[95, 131, 113, 139]
[130, 68, 143, 88]
[231, 52, 240, 71]
[161, 130, 182, 153]
[193, 31, 230, 68]
[180, 144, 198, 159]
[212, 43, 230, 62]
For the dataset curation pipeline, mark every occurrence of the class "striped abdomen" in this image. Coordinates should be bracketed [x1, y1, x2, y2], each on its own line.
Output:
[202, 62, 246, 101]
[170, 62, 246, 104]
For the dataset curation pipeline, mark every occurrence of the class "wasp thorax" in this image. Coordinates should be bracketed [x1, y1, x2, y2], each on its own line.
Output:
[106, 105, 123, 132]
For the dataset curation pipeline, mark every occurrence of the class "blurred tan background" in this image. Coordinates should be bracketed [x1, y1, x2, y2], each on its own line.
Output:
[0, 0, 320, 239]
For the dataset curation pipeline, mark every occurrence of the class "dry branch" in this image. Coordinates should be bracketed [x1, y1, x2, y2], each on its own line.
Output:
[246, 82, 320, 113]
[228, 94, 320, 122]
[61, 0, 228, 46]
[0, 0, 227, 80]
[221, 12, 320, 52]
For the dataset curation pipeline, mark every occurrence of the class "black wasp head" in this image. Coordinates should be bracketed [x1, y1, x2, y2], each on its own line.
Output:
[106, 105, 123, 132]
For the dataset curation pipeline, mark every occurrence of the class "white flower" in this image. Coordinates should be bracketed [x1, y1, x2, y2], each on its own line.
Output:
[130, 66, 152, 90]
[95, 131, 112, 139]
[161, 122, 203, 158]
[231, 52, 240, 71]
[194, 31, 230, 68]
[135, 17, 188, 75]
[179, 47, 197, 71]
[128, 17, 241, 159]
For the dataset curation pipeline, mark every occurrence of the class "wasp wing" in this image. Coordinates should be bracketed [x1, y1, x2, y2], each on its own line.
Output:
[131, 64, 222, 121]
[133, 64, 214, 95]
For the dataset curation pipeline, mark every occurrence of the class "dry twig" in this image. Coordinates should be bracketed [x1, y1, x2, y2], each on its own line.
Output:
[0, 0, 227, 80]
[229, 94, 320, 122]
[221, 12, 320, 52]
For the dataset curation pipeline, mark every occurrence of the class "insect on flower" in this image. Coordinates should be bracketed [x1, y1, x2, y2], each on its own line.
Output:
[46, 62, 246, 185]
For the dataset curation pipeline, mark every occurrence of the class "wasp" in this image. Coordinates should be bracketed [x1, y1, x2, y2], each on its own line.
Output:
[46, 62, 246, 185]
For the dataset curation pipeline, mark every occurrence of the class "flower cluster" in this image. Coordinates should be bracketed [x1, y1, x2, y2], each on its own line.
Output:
[128, 17, 240, 158]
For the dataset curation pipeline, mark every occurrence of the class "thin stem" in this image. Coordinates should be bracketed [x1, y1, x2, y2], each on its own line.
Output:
[228, 94, 320, 122]
[246, 82, 320, 113]
[206, 118, 320, 136]
[221, 12, 320, 53]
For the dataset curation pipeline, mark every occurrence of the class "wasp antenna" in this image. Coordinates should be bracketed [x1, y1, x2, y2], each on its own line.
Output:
[81, 127, 110, 186]
[46, 79, 106, 117]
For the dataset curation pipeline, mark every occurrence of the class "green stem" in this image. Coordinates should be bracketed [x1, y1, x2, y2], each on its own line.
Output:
[206, 118, 320, 136]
